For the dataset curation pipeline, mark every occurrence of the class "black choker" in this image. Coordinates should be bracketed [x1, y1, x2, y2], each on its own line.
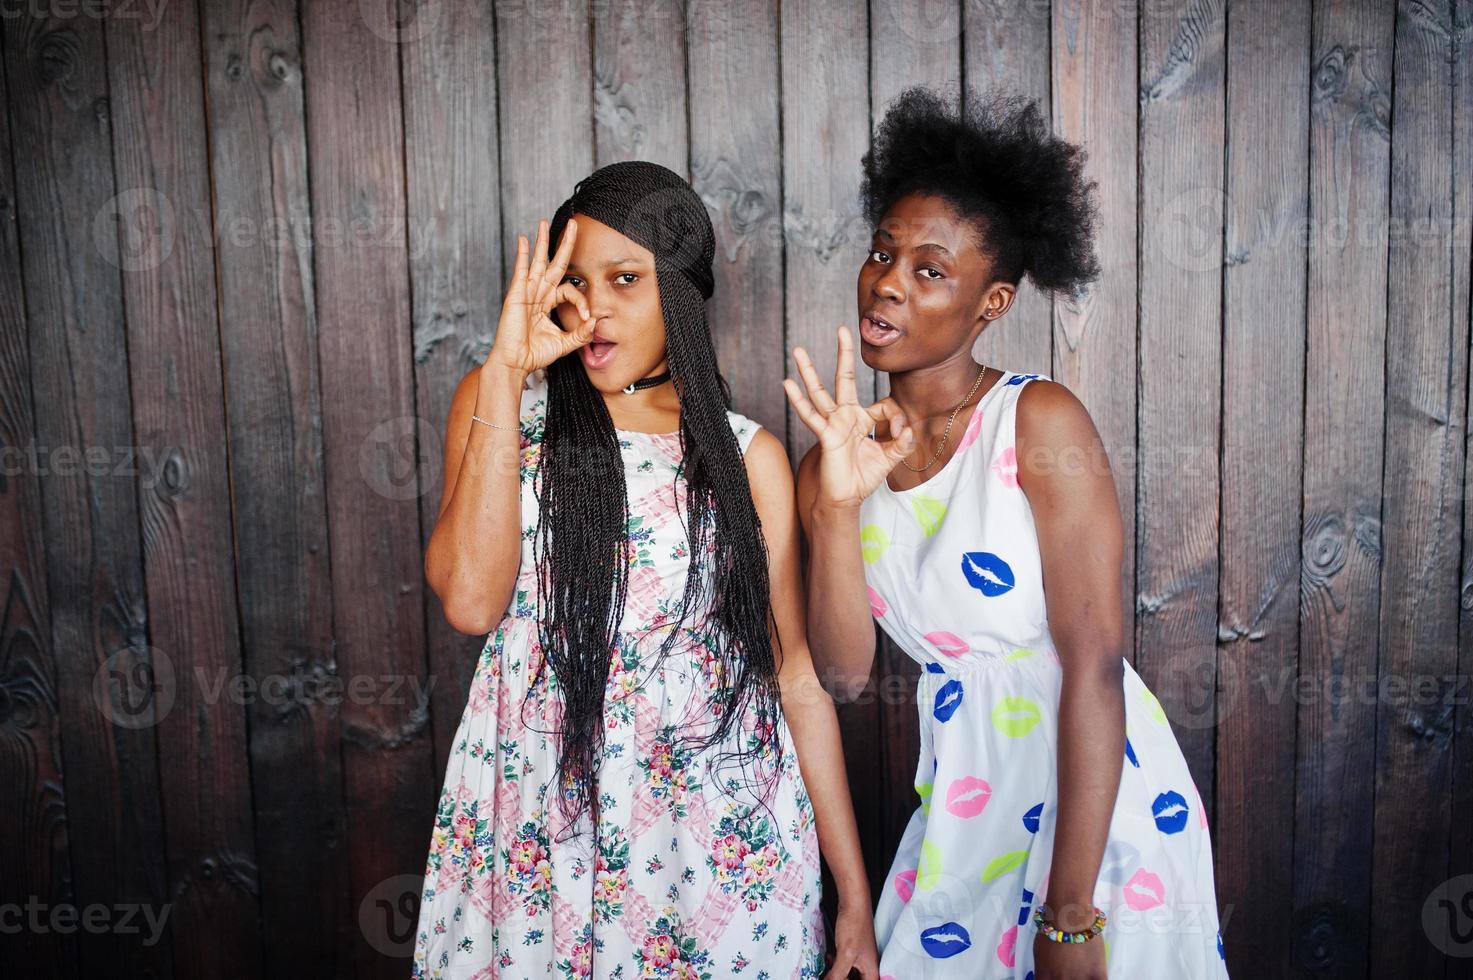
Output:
[622, 370, 671, 394]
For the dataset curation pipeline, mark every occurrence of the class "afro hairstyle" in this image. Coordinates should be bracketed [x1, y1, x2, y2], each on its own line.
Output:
[860, 86, 1102, 301]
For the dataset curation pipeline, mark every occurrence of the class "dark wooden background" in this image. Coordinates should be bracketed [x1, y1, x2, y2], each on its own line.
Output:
[3, 0, 1470, 977]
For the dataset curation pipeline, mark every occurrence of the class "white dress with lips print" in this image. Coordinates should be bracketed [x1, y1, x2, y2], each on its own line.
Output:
[860, 369, 1232, 979]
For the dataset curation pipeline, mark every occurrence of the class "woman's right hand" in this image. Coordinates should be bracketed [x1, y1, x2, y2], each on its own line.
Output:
[783, 325, 917, 510]
[485, 218, 597, 377]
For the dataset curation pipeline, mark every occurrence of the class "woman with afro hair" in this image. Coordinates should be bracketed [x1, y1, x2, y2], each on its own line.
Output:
[786, 88, 1231, 979]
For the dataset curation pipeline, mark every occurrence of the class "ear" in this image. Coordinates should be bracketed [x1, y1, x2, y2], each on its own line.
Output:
[973, 280, 1016, 333]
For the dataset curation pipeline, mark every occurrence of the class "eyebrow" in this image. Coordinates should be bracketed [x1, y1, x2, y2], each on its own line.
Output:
[873, 228, 955, 259]
[566, 256, 646, 271]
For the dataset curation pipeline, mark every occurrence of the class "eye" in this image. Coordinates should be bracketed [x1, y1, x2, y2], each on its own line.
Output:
[614, 272, 639, 285]
[868, 249, 891, 264]
[919, 267, 944, 280]
[561, 274, 585, 289]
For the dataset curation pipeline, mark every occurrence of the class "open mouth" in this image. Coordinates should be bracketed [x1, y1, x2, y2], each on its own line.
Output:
[859, 313, 903, 347]
[580, 336, 618, 370]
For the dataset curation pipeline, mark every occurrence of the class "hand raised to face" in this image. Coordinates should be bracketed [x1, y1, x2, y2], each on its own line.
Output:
[783, 325, 918, 509]
[486, 218, 597, 376]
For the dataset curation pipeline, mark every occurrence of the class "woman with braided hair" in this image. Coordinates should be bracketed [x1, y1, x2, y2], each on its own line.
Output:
[415, 160, 879, 979]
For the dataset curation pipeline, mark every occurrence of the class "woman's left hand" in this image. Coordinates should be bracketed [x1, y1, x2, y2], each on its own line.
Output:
[1032, 931, 1107, 980]
[824, 898, 880, 979]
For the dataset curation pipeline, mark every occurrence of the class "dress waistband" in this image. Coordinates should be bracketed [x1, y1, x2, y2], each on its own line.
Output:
[908, 645, 1063, 679]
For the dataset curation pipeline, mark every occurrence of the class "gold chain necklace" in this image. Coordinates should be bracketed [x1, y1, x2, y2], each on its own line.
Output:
[899, 364, 990, 472]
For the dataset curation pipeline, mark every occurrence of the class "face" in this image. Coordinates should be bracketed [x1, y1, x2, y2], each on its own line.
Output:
[553, 215, 669, 393]
[855, 192, 1015, 371]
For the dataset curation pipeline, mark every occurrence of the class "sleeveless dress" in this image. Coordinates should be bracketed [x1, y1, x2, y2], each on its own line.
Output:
[861, 370, 1231, 979]
[412, 367, 826, 980]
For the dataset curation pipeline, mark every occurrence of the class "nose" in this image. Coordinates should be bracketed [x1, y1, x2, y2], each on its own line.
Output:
[582, 281, 614, 322]
[872, 260, 905, 304]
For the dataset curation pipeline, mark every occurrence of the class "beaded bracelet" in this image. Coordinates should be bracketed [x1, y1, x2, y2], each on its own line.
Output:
[1032, 903, 1106, 943]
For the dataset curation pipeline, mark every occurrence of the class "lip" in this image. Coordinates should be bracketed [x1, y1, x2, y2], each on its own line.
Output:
[1124, 868, 1165, 910]
[945, 775, 993, 818]
[859, 312, 904, 347]
[580, 333, 618, 370]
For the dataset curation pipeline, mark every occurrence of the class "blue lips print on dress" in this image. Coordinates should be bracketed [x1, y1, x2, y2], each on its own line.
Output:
[925, 661, 945, 674]
[1125, 736, 1140, 767]
[960, 551, 1015, 597]
[920, 922, 972, 958]
[1017, 886, 1035, 926]
[1005, 373, 1041, 386]
[1022, 801, 1043, 834]
[1152, 789, 1190, 834]
[933, 679, 965, 722]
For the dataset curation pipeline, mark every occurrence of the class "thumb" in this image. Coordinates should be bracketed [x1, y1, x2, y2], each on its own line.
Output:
[885, 421, 916, 460]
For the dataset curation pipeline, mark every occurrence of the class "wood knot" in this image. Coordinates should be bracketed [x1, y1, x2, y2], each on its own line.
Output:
[1312, 45, 1350, 106]
[1292, 901, 1343, 971]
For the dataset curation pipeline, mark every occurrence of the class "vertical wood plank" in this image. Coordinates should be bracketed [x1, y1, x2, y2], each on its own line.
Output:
[870, 0, 960, 112]
[299, 4, 435, 975]
[866, 0, 964, 868]
[196, 0, 348, 973]
[594, 0, 687, 171]
[102, 0, 263, 974]
[1, 10, 172, 978]
[1296, 1, 1396, 974]
[1136, 0, 1226, 815]
[1051, 0, 1140, 671]
[966, 0, 1053, 379]
[1216, 1, 1311, 974]
[1452, 0, 1473, 948]
[781, 0, 873, 467]
[686, 0, 787, 435]
[0, 34, 76, 980]
[781, 0, 880, 898]
[1370, 2, 1466, 975]
[399, 0, 504, 782]
[495, 0, 593, 263]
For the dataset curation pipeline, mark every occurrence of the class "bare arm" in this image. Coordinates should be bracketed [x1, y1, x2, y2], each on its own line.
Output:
[424, 218, 596, 634]
[423, 363, 528, 634]
[1015, 380, 1128, 936]
[784, 326, 916, 702]
[746, 428, 879, 980]
[795, 445, 876, 701]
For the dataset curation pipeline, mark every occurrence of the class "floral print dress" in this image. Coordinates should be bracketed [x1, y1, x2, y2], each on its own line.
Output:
[412, 367, 826, 980]
[862, 370, 1231, 978]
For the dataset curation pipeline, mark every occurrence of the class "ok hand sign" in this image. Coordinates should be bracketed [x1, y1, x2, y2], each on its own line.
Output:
[487, 218, 597, 377]
[783, 325, 917, 509]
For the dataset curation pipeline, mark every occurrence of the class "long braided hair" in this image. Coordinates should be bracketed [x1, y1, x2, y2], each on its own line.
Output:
[530, 161, 785, 839]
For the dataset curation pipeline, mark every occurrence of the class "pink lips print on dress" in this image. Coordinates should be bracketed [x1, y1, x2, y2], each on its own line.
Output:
[924, 630, 969, 657]
[893, 868, 916, 903]
[945, 776, 993, 818]
[868, 585, 887, 617]
[1123, 867, 1166, 910]
[991, 445, 1018, 488]
[954, 399, 986, 454]
[996, 924, 1017, 967]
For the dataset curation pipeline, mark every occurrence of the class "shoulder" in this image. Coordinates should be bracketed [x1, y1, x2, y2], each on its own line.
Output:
[1011, 375, 1114, 501]
[1013, 375, 1098, 448]
[726, 408, 764, 456]
[741, 426, 797, 513]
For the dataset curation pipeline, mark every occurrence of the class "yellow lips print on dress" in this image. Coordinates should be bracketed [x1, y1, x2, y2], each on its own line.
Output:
[991, 695, 1043, 737]
[911, 493, 946, 537]
[860, 523, 889, 563]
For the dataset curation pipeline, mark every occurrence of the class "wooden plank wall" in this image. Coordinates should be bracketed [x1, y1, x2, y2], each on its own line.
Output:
[2, 1, 1470, 977]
